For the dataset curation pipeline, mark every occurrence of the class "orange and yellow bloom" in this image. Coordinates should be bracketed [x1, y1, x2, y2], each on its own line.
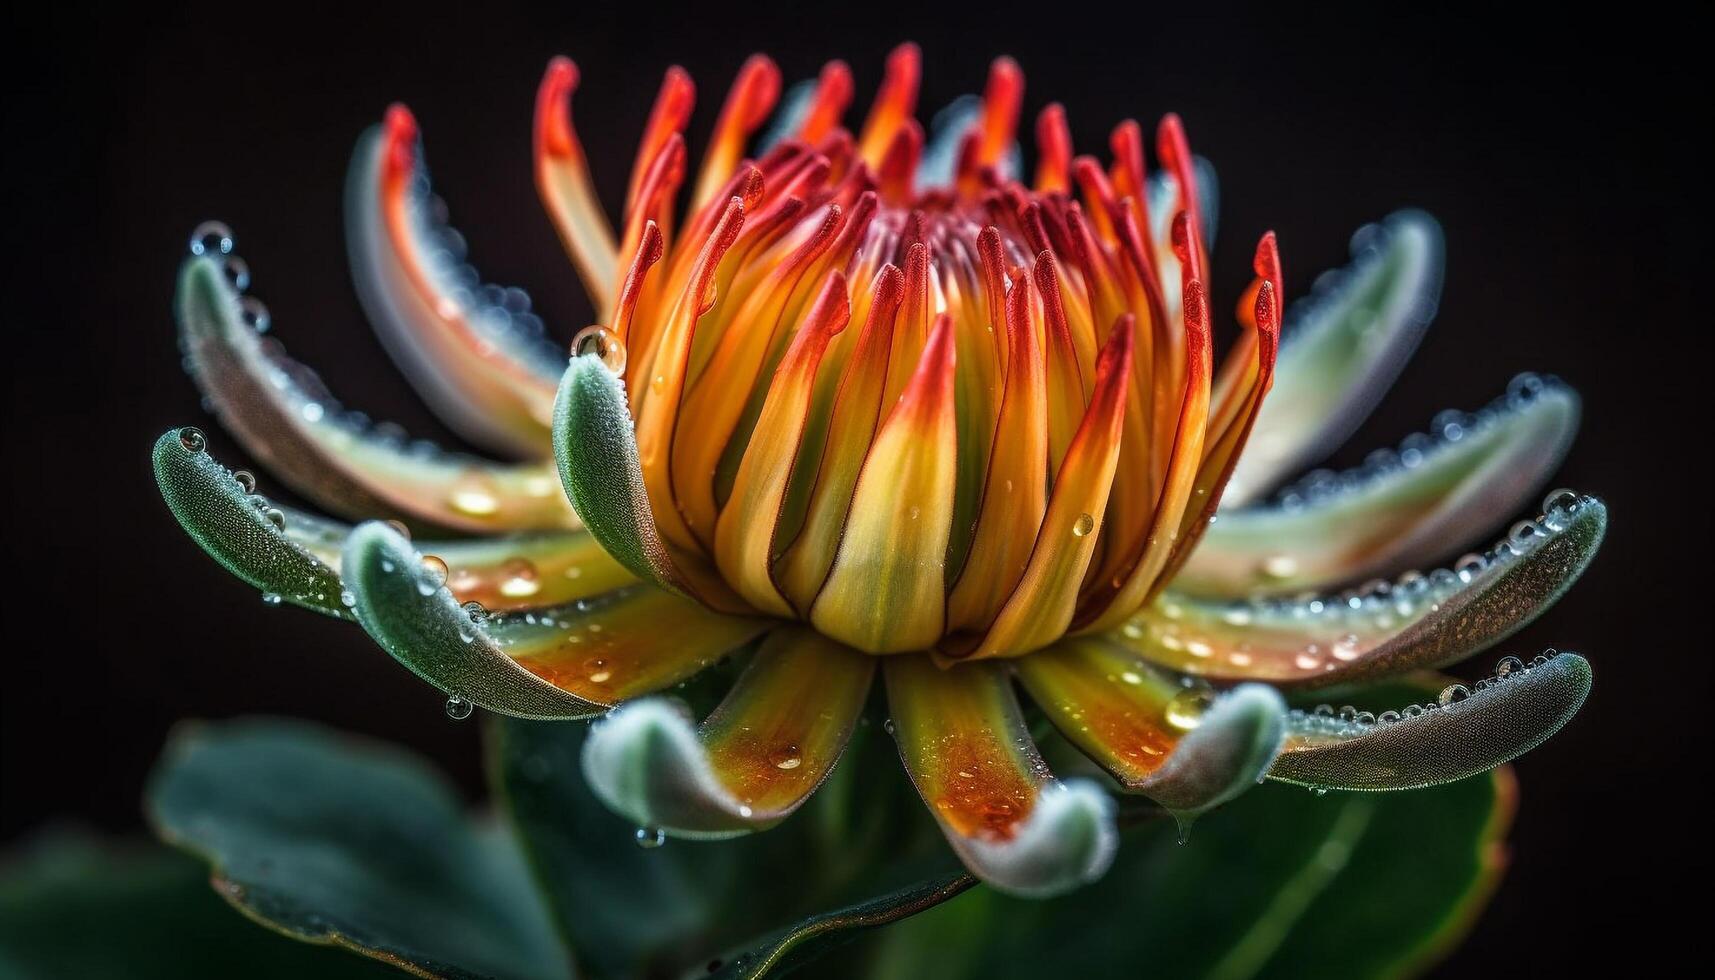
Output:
[158, 45, 1602, 897]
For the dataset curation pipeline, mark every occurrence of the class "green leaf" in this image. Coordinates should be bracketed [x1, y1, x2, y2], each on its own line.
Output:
[152, 427, 352, 620]
[0, 832, 401, 980]
[145, 718, 573, 980]
[863, 771, 1512, 979]
[707, 872, 975, 980]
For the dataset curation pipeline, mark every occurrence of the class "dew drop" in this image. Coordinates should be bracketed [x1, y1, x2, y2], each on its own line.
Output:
[420, 554, 450, 592]
[1260, 554, 1298, 580]
[1495, 655, 1525, 678]
[444, 695, 473, 720]
[340, 589, 357, 608]
[462, 600, 489, 624]
[240, 295, 271, 334]
[260, 592, 282, 606]
[883, 718, 896, 736]
[770, 745, 803, 770]
[1072, 513, 1095, 537]
[1438, 683, 1471, 707]
[221, 255, 251, 292]
[189, 220, 234, 256]
[499, 558, 541, 598]
[233, 470, 257, 493]
[573, 325, 628, 375]
[384, 519, 412, 540]
[448, 473, 501, 518]
[1541, 487, 1581, 516]
[585, 658, 612, 684]
[177, 426, 207, 452]
[1165, 688, 1213, 731]
[264, 508, 286, 530]
[634, 826, 666, 849]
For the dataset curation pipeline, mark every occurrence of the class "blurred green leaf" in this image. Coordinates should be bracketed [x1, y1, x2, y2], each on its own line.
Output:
[0, 832, 400, 979]
[146, 718, 573, 980]
[863, 770, 1511, 979]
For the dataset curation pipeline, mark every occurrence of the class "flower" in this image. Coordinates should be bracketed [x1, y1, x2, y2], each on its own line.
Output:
[157, 44, 1603, 898]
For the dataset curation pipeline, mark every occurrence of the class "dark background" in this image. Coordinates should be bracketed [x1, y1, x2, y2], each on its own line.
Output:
[5, 2, 1708, 973]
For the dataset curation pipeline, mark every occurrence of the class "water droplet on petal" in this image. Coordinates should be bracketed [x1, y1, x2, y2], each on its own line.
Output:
[573, 325, 628, 375]
[384, 519, 412, 540]
[260, 592, 282, 606]
[1072, 513, 1095, 537]
[189, 220, 234, 256]
[420, 554, 449, 593]
[340, 589, 357, 608]
[240, 296, 271, 333]
[1165, 688, 1213, 730]
[264, 508, 286, 530]
[499, 558, 541, 598]
[1260, 554, 1298, 580]
[461, 600, 489, 623]
[1438, 683, 1471, 707]
[444, 695, 473, 720]
[634, 826, 666, 848]
[1495, 655, 1525, 678]
[233, 470, 257, 493]
[770, 745, 803, 770]
[177, 427, 207, 452]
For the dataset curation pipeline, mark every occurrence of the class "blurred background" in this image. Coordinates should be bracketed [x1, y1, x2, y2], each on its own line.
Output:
[4, 1, 1707, 972]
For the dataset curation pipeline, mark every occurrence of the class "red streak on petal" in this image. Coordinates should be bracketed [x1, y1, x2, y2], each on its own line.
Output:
[382, 103, 418, 177]
[977, 56, 1025, 168]
[1157, 113, 1201, 242]
[611, 221, 665, 350]
[628, 67, 696, 211]
[858, 42, 922, 165]
[533, 59, 580, 161]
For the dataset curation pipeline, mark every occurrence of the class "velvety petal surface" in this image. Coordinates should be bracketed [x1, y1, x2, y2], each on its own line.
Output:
[1178, 376, 1580, 597]
[1271, 651, 1592, 791]
[1224, 211, 1444, 506]
[1111, 492, 1605, 685]
[177, 255, 576, 532]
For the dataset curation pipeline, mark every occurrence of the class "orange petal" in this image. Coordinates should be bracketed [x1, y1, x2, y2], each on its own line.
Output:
[1034, 103, 1072, 194]
[498, 585, 770, 704]
[534, 58, 620, 314]
[581, 626, 873, 835]
[811, 315, 958, 653]
[857, 43, 922, 167]
[690, 55, 782, 212]
[884, 657, 1117, 897]
[714, 275, 852, 614]
[956, 315, 1135, 659]
[775, 266, 906, 609]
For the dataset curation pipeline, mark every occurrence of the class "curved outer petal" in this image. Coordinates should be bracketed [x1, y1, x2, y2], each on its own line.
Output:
[1224, 211, 1444, 506]
[553, 354, 744, 609]
[884, 658, 1117, 897]
[343, 522, 602, 719]
[152, 429, 351, 620]
[1271, 652, 1591, 790]
[347, 107, 566, 457]
[1112, 493, 1606, 686]
[1017, 638, 1285, 825]
[812, 316, 958, 653]
[581, 627, 873, 837]
[1178, 376, 1581, 597]
[177, 256, 577, 532]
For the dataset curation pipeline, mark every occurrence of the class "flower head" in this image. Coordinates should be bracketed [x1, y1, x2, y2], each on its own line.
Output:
[158, 45, 1602, 897]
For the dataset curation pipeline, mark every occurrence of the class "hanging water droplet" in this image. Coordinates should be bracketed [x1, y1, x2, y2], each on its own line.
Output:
[419, 554, 449, 593]
[634, 826, 666, 849]
[1495, 655, 1525, 678]
[240, 295, 272, 334]
[1454, 553, 1485, 583]
[189, 220, 234, 256]
[340, 589, 357, 608]
[1072, 513, 1095, 537]
[221, 255, 251, 292]
[1509, 520, 1543, 546]
[1438, 683, 1471, 707]
[462, 600, 489, 624]
[770, 745, 803, 770]
[264, 508, 286, 530]
[260, 592, 282, 606]
[1165, 688, 1213, 731]
[444, 695, 473, 720]
[233, 470, 257, 493]
[177, 426, 207, 452]
[573, 325, 628, 375]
